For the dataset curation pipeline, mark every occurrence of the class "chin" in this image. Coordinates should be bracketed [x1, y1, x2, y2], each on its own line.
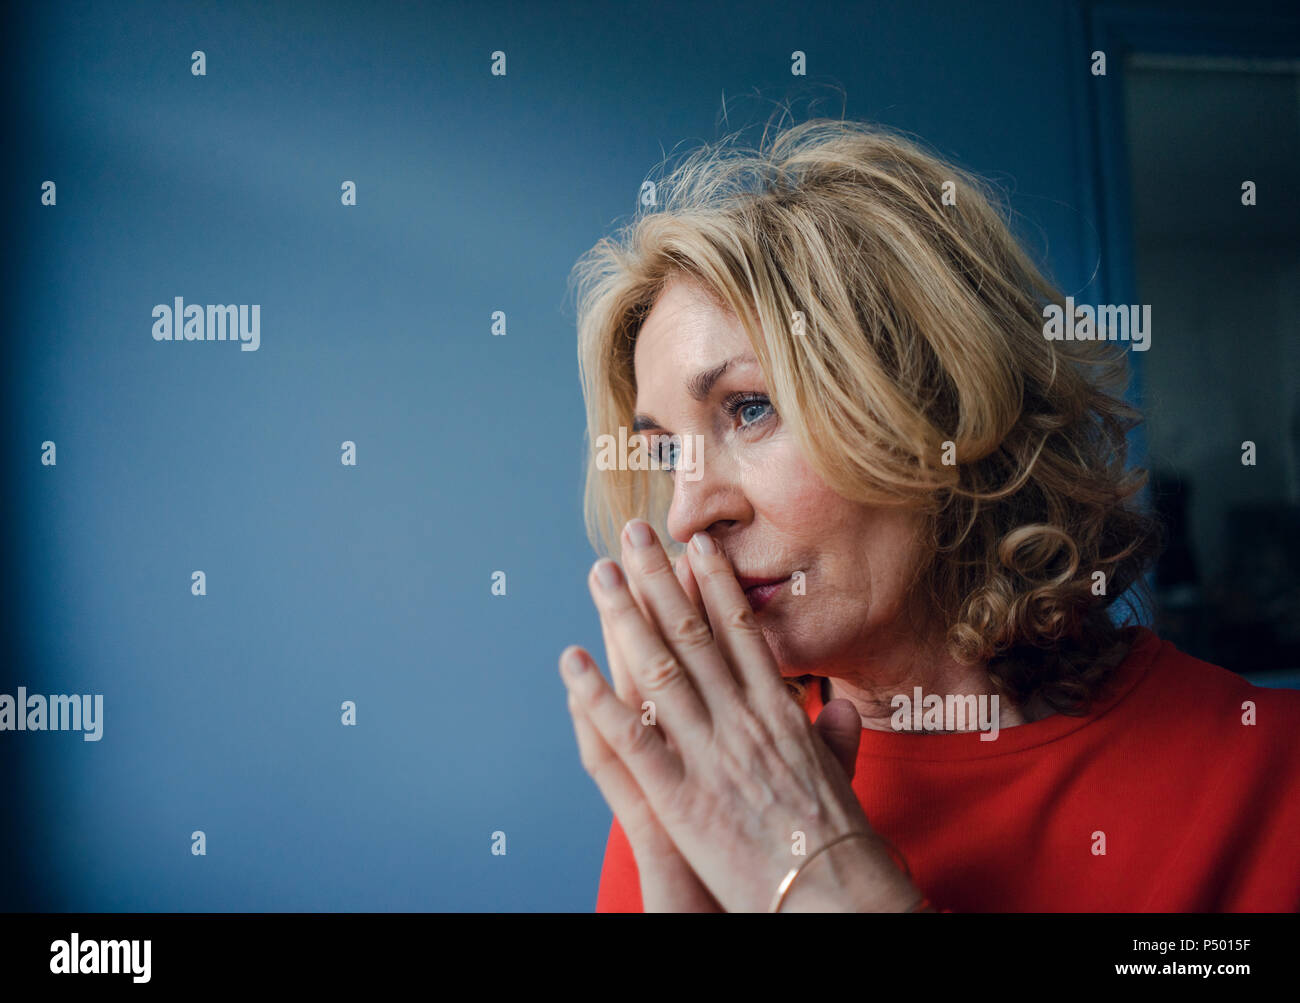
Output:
[762, 629, 829, 678]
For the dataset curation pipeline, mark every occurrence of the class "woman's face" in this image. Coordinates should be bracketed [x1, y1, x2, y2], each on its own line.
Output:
[632, 276, 931, 680]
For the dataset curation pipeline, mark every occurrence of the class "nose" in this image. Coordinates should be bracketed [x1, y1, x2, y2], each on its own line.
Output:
[664, 439, 749, 545]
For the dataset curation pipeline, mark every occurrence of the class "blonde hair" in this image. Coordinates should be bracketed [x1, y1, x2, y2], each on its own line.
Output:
[569, 118, 1161, 714]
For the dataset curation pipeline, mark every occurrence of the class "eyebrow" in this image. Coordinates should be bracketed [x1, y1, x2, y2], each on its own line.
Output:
[632, 353, 758, 433]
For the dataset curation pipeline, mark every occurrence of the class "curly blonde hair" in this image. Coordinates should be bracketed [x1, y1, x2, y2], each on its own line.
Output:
[569, 117, 1162, 715]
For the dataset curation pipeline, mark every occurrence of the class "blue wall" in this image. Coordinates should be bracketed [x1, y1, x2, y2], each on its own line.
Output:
[2, 0, 1196, 910]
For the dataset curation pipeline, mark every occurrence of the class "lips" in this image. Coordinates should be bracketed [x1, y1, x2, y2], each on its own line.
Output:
[736, 575, 788, 591]
[736, 574, 789, 612]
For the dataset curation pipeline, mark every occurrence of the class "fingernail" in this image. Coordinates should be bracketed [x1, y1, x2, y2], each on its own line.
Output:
[595, 559, 623, 590]
[562, 648, 589, 678]
[691, 532, 716, 554]
[625, 519, 654, 549]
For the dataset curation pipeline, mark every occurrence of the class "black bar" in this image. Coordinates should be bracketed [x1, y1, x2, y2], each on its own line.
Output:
[0, 913, 1295, 989]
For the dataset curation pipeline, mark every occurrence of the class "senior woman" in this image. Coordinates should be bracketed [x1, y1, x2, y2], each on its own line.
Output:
[558, 119, 1300, 912]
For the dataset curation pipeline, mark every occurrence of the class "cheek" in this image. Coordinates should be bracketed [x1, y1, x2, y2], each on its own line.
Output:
[742, 439, 842, 530]
[744, 438, 923, 607]
[858, 513, 924, 607]
[748, 444, 878, 558]
[764, 454, 923, 605]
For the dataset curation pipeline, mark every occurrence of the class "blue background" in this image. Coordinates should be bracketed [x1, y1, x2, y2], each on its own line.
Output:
[1, 0, 1283, 910]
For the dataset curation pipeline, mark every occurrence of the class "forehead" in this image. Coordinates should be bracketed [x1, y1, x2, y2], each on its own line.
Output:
[633, 278, 749, 386]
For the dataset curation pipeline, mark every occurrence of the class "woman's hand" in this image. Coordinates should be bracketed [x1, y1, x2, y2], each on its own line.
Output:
[566, 534, 721, 911]
[560, 519, 926, 912]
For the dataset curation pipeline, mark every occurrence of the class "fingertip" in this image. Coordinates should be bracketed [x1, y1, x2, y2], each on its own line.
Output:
[590, 558, 624, 592]
[690, 531, 718, 555]
[560, 646, 590, 680]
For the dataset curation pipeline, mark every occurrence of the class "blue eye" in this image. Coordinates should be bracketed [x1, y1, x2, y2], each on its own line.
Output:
[654, 394, 775, 478]
[656, 436, 681, 472]
[724, 393, 775, 427]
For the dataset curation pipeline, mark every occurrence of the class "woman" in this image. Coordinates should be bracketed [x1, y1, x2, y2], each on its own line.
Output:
[558, 119, 1300, 912]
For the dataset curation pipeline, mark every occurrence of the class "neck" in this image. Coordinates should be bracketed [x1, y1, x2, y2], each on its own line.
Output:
[821, 626, 1045, 733]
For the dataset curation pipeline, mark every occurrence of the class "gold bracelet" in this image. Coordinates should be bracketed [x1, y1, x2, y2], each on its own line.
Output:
[769, 830, 915, 912]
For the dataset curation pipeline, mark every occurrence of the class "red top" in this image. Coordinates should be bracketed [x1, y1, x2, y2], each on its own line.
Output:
[595, 628, 1300, 911]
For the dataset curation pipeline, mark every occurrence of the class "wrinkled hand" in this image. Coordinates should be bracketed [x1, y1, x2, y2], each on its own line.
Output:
[566, 532, 721, 911]
[560, 520, 923, 912]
